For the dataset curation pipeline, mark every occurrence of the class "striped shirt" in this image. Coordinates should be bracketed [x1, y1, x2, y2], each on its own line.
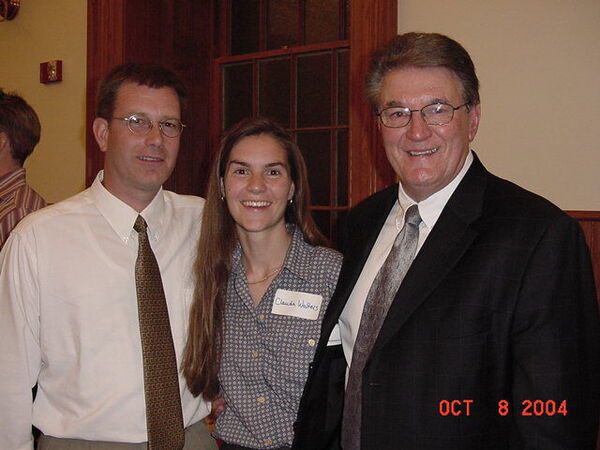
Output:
[0, 168, 46, 250]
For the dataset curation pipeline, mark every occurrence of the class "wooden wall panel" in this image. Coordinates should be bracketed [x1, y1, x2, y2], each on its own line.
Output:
[568, 211, 600, 304]
[159, 0, 216, 196]
[348, 0, 397, 206]
[86, 0, 125, 188]
[86, 0, 216, 196]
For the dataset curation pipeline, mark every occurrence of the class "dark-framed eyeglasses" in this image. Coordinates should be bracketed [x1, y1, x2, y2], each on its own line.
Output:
[376, 102, 470, 128]
[110, 114, 186, 138]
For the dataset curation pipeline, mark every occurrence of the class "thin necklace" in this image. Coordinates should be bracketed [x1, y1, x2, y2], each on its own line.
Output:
[247, 265, 283, 285]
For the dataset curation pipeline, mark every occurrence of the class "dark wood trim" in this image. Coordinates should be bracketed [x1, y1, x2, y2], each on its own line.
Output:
[218, 0, 229, 56]
[296, 0, 304, 46]
[86, 0, 126, 188]
[567, 210, 600, 304]
[216, 40, 350, 63]
[311, 206, 350, 211]
[330, 50, 337, 209]
[567, 210, 600, 221]
[86, 0, 217, 196]
[208, 51, 222, 172]
[258, 0, 266, 51]
[348, 0, 397, 206]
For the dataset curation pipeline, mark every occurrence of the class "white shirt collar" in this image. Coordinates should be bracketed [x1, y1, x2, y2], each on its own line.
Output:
[396, 151, 474, 230]
[90, 170, 166, 244]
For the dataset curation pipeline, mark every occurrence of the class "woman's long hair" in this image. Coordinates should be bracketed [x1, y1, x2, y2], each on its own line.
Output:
[182, 117, 327, 400]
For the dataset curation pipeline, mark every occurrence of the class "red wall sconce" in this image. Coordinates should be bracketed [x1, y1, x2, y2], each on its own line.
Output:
[0, 0, 20, 21]
[40, 60, 63, 84]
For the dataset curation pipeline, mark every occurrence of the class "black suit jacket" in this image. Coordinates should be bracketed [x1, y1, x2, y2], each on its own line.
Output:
[293, 155, 600, 449]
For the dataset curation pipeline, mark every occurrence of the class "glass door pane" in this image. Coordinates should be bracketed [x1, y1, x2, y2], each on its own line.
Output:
[267, 0, 298, 50]
[312, 210, 331, 240]
[337, 49, 349, 126]
[305, 0, 340, 44]
[258, 57, 291, 127]
[297, 52, 332, 128]
[336, 129, 348, 206]
[223, 62, 253, 130]
[296, 130, 331, 206]
[230, 0, 260, 55]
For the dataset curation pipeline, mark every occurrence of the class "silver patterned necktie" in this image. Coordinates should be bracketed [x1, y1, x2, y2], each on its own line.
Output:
[134, 215, 185, 449]
[341, 204, 422, 450]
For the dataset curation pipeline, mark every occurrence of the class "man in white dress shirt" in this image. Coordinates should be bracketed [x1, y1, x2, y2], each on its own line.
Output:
[0, 63, 216, 449]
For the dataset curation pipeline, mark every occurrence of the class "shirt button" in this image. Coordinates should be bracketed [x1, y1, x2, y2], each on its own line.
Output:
[257, 314, 265, 322]
[264, 438, 273, 446]
[252, 350, 259, 358]
[307, 339, 316, 347]
[257, 395, 266, 404]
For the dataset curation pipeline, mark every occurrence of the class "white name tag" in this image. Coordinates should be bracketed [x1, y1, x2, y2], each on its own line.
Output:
[271, 289, 323, 320]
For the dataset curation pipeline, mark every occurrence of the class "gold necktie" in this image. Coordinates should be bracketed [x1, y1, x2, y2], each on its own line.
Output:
[134, 215, 185, 449]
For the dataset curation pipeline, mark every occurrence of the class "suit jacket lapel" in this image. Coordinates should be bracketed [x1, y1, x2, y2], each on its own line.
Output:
[372, 155, 489, 355]
[318, 185, 399, 345]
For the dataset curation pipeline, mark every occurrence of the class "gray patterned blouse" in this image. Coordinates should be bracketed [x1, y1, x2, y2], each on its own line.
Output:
[215, 225, 342, 448]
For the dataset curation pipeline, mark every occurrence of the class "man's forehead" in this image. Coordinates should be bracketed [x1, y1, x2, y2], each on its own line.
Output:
[113, 82, 181, 114]
[381, 96, 451, 109]
[379, 67, 464, 105]
[115, 82, 178, 98]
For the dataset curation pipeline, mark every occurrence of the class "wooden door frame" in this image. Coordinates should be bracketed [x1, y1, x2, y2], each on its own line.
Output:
[347, 0, 397, 204]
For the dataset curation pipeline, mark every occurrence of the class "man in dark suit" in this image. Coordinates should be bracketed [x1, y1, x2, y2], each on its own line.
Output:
[293, 32, 600, 449]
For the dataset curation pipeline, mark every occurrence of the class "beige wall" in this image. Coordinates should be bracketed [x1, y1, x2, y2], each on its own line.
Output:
[0, 0, 87, 203]
[398, 0, 600, 210]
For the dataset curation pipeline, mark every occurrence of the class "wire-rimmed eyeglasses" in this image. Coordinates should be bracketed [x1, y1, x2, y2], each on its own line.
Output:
[110, 114, 186, 138]
[376, 102, 470, 128]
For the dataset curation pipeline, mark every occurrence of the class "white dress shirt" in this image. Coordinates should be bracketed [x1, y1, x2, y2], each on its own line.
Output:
[0, 172, 210, 450]
[339, 152, 474, 369]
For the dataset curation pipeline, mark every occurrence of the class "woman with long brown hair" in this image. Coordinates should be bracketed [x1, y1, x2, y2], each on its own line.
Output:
[183, 117, 341, 449]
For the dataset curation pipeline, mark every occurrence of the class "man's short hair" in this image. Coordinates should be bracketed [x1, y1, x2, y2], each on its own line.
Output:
[0, 89, 41, 166]
[95, 63, 187, 120]
[366, 32, 480, 110]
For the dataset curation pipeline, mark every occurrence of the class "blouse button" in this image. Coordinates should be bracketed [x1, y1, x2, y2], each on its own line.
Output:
[257, 395, 266, 404]
[307, 339, 316, 347]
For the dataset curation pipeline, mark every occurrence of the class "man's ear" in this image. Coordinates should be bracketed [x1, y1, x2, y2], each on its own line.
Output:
[468, 103, 481, 143]
[92, 117, 109, 153]
[0, 132, 20, 171]
[0, 132, 10, 154]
